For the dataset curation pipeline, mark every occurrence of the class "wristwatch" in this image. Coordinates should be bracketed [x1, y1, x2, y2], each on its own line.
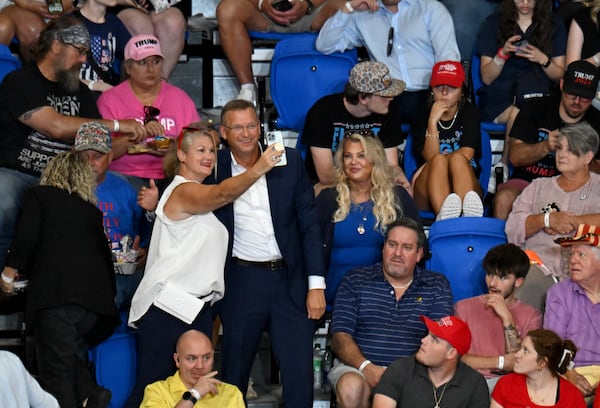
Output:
[304, 0, 315, 14]
[182, 391, 198, 404]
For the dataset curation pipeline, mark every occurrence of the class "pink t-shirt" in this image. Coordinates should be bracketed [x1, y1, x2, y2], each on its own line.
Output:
[97, 80, 200, 179]
[455, 295, 542, 377]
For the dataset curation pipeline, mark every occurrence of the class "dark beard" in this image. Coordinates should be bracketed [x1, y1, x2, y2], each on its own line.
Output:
[56, 67, 82, 93]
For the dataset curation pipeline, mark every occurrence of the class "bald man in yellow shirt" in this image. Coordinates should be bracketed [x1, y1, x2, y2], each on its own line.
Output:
[140, 330, 244, 407]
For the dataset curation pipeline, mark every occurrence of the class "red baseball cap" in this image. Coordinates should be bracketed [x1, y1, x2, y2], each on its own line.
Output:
[421, 315, 471, 355]
[430, 60, 465, 88]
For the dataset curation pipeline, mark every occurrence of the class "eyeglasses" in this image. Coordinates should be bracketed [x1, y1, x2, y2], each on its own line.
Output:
[221, 123, 259, 134]
[63, 42, 89, 57]
[177, 125, 219, 150]
[565, 93, 592, 103]
[387, 27, 394, 57]
[144, 105, 160, 124]
[514, 0, 535, 3]
[130, 57, 163, 67]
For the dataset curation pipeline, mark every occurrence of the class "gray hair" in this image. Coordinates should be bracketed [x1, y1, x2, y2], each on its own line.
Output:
[559, 122, 599, 157]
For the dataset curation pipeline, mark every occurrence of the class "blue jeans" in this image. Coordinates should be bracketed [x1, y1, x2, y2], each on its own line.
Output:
[0, 168, 38, 269]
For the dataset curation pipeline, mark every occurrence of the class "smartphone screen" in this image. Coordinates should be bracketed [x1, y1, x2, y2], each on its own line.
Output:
[272, 0, 293, 11]
[47, 0, 64, 13]
[265, 131, 287, 166]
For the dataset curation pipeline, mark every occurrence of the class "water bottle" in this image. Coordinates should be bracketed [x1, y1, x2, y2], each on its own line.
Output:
[313, 344, 323, 390]
[321, 346, 332, 393]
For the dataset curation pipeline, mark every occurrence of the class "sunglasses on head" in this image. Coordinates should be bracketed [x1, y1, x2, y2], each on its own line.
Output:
[144, 106, 160, 124]
[177, 125, 218, 150]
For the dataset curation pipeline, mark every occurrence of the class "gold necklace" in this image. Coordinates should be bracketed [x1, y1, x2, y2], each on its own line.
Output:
[432, 382, 448, 408]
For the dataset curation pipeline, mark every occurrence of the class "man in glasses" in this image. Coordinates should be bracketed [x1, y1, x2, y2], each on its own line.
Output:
[494, 60, 600, 220]
[316, 0, 460, 125]
[0, 16, 147, 274]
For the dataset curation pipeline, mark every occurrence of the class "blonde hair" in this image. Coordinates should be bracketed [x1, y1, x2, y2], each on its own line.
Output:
[163, 128, 217, 178]
[40, 151, 97, 204]
[591, 0, 600, 26]
[332, 134, 401, 231]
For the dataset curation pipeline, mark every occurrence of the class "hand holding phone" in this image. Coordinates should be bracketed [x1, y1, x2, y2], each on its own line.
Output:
[272, 0, 293, 11]
[265, 131, 287, 166]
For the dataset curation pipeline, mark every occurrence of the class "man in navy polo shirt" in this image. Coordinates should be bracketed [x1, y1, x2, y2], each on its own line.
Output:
[328, 217, 453, 408]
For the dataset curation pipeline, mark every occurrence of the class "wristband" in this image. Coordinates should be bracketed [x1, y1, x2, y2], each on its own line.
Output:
[1, 272, 14, 284]
[344, 1, 353, 12]
[498, 355, 505, 371]
[425, 130, 439, 140]
[113, 119, 120, 133]
[189, 388, 201, 400]
[594, 53, 600, 67]
[358, 359, 372, 372]
[544, 212, 551, 229]
[496, 48, 509, 61]
[493, 55, 505, 67]
[258, 0, 264, 10]
[88, 80, 97, 91]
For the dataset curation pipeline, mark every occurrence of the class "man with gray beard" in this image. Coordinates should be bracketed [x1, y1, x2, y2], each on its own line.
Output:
[0, 16, 148, 271]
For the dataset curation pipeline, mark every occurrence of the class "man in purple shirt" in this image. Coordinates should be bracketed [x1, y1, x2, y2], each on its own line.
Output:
[545, 224, 600, 398]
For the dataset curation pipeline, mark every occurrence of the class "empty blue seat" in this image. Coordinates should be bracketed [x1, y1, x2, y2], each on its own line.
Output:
[426, 217, 507, 301]
[0, 44, 20, 85]
[88, 332, 137, 408]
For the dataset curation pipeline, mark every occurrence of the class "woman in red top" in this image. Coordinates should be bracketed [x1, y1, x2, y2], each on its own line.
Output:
[491, 329, 586, 408]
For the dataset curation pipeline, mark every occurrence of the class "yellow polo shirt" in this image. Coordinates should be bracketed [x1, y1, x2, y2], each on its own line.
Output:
[140, 370, 244, 407]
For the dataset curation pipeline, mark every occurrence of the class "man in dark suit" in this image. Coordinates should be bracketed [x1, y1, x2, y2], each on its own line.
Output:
[213, 99, 326, 407]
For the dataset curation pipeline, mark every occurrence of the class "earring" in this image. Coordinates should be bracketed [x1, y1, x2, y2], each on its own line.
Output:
[536, 364, 543, 371]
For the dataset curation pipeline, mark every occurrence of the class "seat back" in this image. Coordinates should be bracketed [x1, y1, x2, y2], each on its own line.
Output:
[515, 264, 558, 314]
[0, 45, 20, 85]
[270, 33, 358, 132]
[426, 217, 507, 301]
[89, 332, 137, 408]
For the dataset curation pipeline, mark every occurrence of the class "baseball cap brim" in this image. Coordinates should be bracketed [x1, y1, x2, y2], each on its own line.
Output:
[374, 79, 406, 97]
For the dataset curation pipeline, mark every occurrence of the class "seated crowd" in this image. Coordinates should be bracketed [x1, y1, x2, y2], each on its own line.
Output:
[0, 1, 600, 407]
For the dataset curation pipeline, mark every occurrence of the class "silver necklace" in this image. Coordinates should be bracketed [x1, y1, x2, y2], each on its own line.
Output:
[354, 202, 371, 235]
[437, 111, 458, 130]
[390, 279, 413, 289]
[432, 382, 448, 408]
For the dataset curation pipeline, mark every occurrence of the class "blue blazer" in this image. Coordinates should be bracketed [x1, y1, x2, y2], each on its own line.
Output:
[213, 147, 326, 309]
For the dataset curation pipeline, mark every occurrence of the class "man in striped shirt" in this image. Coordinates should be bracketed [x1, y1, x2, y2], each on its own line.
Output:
[327, 218, 453, 408]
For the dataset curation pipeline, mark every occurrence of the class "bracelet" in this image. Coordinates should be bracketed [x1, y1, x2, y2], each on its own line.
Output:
[541, 57, 551, 68]
[88, 79, 97, 91]
[1, 272, 14, 284]
[113, 119, 120, 133]
[344, 1, 353, 12]
[496, 47, 509, 61]
[258, 0, 264, 10]
[358, 359, 372, 372]
[493, 55, 505, 67]
[594, 53, 600, 67]
[425, 130, 439, 140]
[544, 212, 551, 228]
[498, 355, 505, 371]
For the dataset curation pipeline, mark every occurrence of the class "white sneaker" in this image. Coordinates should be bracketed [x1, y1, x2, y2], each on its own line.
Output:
[436, 193, 462, 221]
[237, 85, 257, 106]
[462, 191, 484, 217]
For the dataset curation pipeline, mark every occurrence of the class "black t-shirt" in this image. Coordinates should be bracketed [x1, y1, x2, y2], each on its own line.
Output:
[573, 7, 600, 59]
[411, 100, 482, 176]
[0, 63, 100, 176]
[510, 93, 600, 181]
[301, 93, 404, 182]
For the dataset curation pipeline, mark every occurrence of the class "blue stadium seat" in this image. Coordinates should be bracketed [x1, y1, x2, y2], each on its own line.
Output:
[88, 331, 137, 408]
[426, 217, 507, 301]
[0, 44, 20, 85]
[403, 130, 492, 220]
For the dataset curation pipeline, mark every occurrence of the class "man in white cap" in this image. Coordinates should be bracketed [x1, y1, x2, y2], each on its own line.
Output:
[302, 60, 410, 194]
[545, 224, 600, 398]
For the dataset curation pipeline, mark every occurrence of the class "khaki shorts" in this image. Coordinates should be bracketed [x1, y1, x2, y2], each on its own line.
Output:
[575, 365, 600, 388]
[327, 359, 365, 391]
